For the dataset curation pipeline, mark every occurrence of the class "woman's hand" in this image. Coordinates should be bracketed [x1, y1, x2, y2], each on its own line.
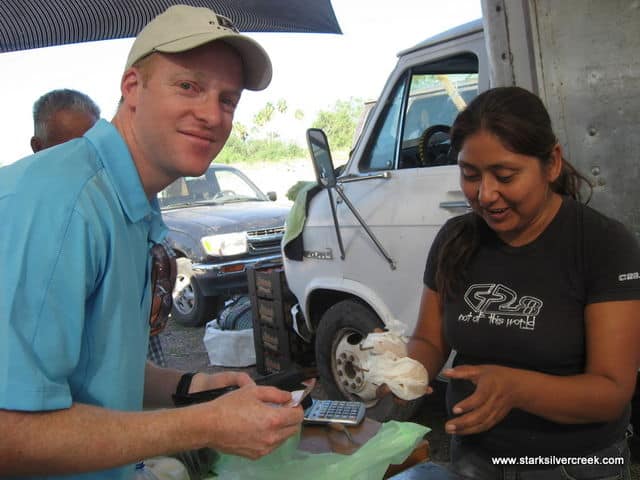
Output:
[375, 383, 433, 405]
[443, 364, 519, 435]
[376, 383, 409, 405]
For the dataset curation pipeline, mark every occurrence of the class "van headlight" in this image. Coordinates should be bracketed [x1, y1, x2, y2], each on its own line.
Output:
[201, 232, 248, 256]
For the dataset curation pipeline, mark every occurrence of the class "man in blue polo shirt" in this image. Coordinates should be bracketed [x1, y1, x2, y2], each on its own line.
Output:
[0, 5, 303, 478]
[30, 87, 170, 370]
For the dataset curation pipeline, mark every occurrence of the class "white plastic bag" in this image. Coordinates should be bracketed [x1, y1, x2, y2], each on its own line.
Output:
[203, 320, 256, 367]
[364, 352, 429, 400]
[359, 320, 429, 401]
[145, 457, 190, 480]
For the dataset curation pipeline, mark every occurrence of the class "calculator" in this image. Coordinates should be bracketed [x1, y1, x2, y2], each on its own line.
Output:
[303, 399, 366, 425]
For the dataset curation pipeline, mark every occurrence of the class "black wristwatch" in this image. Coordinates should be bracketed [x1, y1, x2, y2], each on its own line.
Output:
[173, 372, 197, 406]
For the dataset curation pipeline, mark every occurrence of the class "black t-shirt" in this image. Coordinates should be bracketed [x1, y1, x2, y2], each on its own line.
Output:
[424, 196, 640, 456]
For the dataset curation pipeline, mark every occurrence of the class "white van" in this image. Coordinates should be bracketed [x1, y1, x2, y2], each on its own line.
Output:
[283, 1, 640, 419]
[284, 20, 486, 418]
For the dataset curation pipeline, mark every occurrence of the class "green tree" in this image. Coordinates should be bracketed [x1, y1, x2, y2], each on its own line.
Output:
[234, 122, 249, 142]
[254, 102, 275, 127]
[276, 98, 288, 114]
[311, 98, 363, 150]
[294, 109, 304, 121]
[215, 100, 307, 165]
[216, 124, 304, 165]
[216, 130, 247, 164]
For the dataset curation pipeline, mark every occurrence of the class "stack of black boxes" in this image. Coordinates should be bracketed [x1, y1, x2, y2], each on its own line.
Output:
[247, 264, 314, 375]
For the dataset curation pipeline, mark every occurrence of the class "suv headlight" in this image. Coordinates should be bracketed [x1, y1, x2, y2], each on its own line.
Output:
[201, 232, 248, 256]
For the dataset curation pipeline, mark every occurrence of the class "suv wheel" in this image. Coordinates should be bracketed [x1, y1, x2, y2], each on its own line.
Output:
[315, 299, 424, 422]
[172, 258, 217, 327]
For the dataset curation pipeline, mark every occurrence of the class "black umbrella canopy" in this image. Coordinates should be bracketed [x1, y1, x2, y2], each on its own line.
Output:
[0, 0, 342, 53]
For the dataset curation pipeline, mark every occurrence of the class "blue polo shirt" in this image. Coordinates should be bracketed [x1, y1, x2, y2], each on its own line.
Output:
[0, 120, 167, 479]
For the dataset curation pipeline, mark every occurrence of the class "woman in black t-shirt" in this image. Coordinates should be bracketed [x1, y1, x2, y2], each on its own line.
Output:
[405, 87, 640, 479]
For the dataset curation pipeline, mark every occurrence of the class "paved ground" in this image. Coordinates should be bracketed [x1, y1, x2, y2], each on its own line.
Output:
[159, 317, 639, 477]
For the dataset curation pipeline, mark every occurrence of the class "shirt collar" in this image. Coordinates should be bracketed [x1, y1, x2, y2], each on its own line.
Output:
[85, 120, 167, 243]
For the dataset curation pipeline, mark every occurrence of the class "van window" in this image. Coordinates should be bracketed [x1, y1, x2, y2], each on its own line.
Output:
[360, 52, 478, 172]
[402, 74, 478, 142]
[359, 79, 406, 171]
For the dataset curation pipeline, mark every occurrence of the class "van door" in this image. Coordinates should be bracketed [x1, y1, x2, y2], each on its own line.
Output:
[337, 47, 485, 332]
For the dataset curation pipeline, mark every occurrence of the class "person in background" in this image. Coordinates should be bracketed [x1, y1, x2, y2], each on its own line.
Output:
[0, 5, 303, 479]
[30, 87, 169, 368]
[30, 88, 100, 153]
[402, 86, 640, 479]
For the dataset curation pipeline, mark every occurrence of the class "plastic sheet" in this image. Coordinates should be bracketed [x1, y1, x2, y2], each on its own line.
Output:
[211, 421, 430, 479]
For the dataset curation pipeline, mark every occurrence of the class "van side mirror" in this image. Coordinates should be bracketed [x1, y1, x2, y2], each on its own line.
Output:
[304, 128, 396, 270]
[306, 128, 337, 188]
[267, 191, 277, 201]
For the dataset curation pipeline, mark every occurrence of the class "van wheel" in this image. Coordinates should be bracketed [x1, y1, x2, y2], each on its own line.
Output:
[315, 299, 423, 422]
[172, 258, 218, 327]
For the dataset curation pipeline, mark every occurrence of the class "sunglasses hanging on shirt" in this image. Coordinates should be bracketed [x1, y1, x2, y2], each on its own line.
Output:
[149, 242, 177, 336]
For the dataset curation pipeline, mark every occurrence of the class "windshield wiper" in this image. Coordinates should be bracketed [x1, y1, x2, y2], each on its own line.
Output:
[161, 201, 197, 209]
[161, 197, 262, 208]
[218, 197, 262, 203]
[192, 200, 225, 206]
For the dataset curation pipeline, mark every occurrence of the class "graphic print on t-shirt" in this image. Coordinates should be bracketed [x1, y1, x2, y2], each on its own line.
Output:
[459, 283, 543, 331]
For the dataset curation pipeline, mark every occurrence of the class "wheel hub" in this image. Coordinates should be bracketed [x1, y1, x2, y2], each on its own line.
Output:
[173, 273, 195, 315]
[332, 330, 378, 404]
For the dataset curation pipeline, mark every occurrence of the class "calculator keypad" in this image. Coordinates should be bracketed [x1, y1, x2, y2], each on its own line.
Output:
[304, 400, 366, 425]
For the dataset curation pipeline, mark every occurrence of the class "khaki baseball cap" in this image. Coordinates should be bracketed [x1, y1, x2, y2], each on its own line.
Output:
[125, 5, 272, 91]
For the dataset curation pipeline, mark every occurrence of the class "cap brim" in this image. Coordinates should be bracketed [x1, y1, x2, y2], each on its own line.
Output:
[154, 33, 272, 91]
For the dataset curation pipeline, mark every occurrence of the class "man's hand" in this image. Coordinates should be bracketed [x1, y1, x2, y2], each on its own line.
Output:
[188, 371, 254, 393]
[196, 385, 304, 459]
[443, 364, 518, 435]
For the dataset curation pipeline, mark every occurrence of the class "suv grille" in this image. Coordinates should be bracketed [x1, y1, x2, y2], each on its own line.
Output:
[247, 226, 285, 255]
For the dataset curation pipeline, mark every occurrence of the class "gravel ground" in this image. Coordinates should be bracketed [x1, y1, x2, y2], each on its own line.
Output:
[159, 317, 639, 477]
[160, 318, 230, 375]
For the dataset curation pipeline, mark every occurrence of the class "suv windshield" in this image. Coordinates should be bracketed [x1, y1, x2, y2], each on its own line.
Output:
[158, 167, 266, 209]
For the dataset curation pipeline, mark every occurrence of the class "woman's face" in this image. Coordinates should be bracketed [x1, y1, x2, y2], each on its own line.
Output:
[458, 130, 562, 246]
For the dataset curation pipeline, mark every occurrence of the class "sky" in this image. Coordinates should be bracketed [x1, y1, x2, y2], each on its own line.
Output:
[0, 0, 482, 166]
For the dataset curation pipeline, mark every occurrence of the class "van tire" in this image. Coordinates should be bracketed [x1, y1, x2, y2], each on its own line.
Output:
[315, 299, 423, 422]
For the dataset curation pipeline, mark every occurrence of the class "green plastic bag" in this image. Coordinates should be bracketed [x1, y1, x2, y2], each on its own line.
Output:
[211, 421, 430, 480]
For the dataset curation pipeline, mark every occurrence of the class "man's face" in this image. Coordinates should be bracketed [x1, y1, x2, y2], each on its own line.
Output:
[127, 42, 244, 188]
[32, 109, 97, 152]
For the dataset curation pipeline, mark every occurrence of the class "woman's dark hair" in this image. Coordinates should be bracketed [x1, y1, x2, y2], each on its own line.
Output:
[435, 86, 592, 299]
